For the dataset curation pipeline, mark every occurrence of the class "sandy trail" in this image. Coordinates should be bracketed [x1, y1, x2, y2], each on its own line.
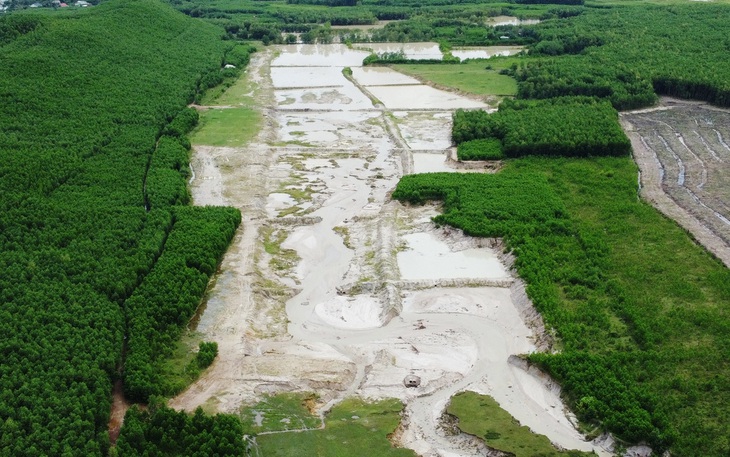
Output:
[172, 44, 609, 456]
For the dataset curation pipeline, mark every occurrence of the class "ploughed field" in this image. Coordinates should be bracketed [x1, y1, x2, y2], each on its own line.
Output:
[622, 101, 730, 266]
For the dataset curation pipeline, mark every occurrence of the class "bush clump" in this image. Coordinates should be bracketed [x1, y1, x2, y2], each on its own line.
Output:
[457, 138, 505, 161]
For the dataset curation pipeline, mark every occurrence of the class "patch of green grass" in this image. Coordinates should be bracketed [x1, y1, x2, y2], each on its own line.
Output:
[241, 393, 321, 434]
[203, 65, 259, 106]
[255, 397, 415, 457]
[261, 226, 299, 270]
[393, 59, 519, 96]
[190, 107, 260, 147]
[448, 391, 594, 457]
[156, 331, 206, 397]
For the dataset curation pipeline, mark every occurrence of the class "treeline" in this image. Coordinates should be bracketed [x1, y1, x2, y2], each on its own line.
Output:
[170, 0, 547, 45]
[452, 97, 630, 158]
[367, 14, 537, 45]
[514, 4, 730, 109]
[0, 1, 248, 455]
[287, 0, 357, 6]
[514, 0, 582, 4]
[116, 401, 244, 457]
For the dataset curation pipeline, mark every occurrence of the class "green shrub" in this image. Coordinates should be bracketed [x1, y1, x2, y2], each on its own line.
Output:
[457, 138, 504, 160]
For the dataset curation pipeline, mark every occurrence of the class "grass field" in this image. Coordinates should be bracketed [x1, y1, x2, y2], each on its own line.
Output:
[448, 391, 593, 457]
[190, 107, 261, 147]
[156, 331, 206, 396]
[241, 393, 322, 434]
[253, 398, 416, 457]
[393, 59, 519, 96]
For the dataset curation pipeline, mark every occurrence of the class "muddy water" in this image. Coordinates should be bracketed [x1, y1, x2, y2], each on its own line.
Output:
[397, 232, 509, 280]
[369, 85, 488, 110]
[411, 153, 452, 173]
[271, 66, 345, 88]
[451, 45, 524, 60]
[360, 42, 443, 60]
[182, 45, 610, 457]
[351, 66, 420, 86]
[487, 16, 541, 26]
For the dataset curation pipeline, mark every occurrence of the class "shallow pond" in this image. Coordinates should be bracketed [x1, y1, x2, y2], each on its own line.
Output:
[368, 85, 487, 110]
[487, 16, 541, 26]
[394, 112, 453, 150]
[412, 153, 452, 173]
[272, 44, 370, 67]
[397, 232, 509, 280]
[351, 66, 420, 86]
[275, 84, 373, 111]
[451, 45, 524, 60]
[362, 42, 443, 60]
[271, 66, 346, 88]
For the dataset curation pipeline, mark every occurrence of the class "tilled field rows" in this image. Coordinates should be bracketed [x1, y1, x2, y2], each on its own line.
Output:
[624, 104, 730, 247]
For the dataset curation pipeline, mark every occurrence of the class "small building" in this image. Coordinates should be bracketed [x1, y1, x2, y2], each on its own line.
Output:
[74, 0, 90, 6]
[403, 375, 421, 388]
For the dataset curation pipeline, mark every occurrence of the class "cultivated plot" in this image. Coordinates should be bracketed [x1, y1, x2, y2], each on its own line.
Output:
[622, 100, 730, 265]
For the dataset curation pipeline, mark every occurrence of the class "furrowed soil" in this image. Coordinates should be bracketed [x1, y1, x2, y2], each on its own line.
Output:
[170, 45, 611, 456]
[621, 98, 730, 267]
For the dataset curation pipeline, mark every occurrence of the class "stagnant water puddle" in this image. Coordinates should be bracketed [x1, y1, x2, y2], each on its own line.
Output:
[451, 45, 524, 60]
[180, 45, 612, 456]
[397, 232, 509, 280]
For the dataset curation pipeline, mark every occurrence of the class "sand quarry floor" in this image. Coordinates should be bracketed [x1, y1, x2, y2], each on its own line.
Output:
[170, 45, 614, 456]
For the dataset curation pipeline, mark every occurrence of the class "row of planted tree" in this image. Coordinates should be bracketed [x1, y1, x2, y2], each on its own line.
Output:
[0, 2, 250, 455]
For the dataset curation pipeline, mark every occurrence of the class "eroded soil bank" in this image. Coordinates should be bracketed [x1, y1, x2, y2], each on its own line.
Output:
[171, 45, 610, 456]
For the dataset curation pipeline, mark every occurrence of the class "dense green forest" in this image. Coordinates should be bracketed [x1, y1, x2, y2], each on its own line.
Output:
[0, 1, 247, 455]
[512, 4, 730, 109]
[452, 97, 630, 158]
[116, 400, 244, 457]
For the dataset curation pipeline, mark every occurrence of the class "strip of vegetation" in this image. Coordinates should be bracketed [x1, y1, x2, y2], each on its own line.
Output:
[0, 1, 249, 455]
[447, 391, 593, 457]
[254, 397, 416, 457]
[115, 399, 244, 457]
[166, 0, 545, 45]
[363, 50, 459, 65]
[393, 157, 730, 455]
[452, 97, 630, 158]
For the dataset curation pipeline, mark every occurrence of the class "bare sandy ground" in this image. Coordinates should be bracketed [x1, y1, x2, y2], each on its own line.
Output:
[170, 46, 612, 456]
[621, 98, 730, 268]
